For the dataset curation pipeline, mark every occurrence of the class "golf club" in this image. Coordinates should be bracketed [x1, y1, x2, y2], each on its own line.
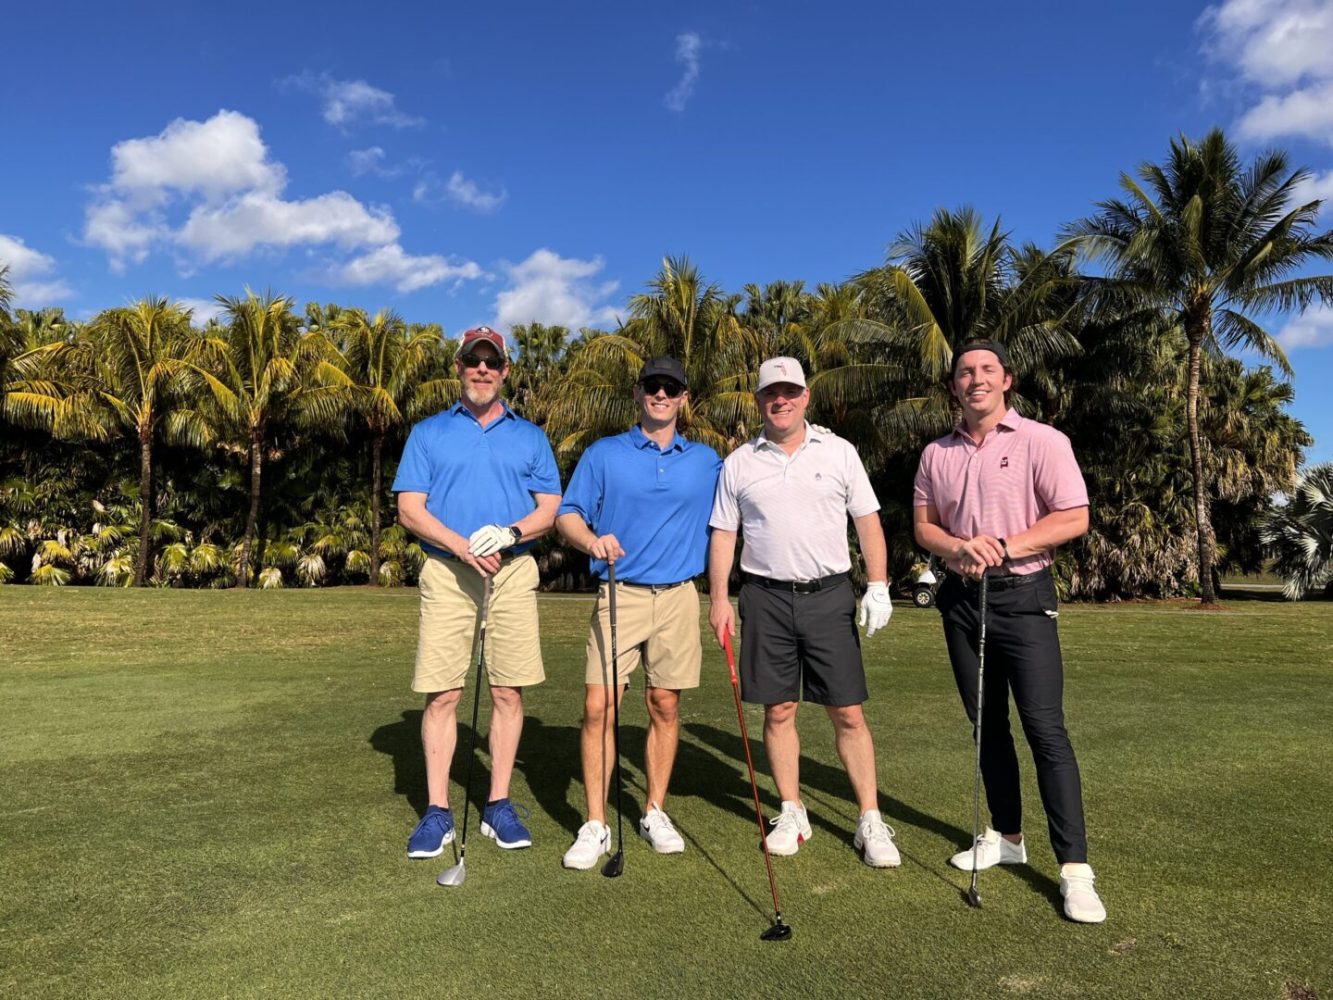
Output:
[965, 569, 989, 909]
[602, 560, 625, 878]
[722, 633, 792, 941]
[436, 575, 493, 888]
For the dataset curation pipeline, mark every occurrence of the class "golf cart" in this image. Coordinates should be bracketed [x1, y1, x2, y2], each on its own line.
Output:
[912, 556, 942, 608]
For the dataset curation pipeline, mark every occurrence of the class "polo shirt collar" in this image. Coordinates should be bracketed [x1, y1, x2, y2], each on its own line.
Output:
[450, 400, 515, 424]
[953, 407, 1022, 439]
[756, 420, 822, 452]
[630, 424, 686, 452]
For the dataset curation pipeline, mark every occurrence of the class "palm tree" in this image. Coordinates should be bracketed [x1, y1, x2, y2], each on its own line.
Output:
[1064, 129, 1333, 603]
[1263, 463, 1333, 600]
[315, 309, 454, 581]
[178, 291, 331, 588]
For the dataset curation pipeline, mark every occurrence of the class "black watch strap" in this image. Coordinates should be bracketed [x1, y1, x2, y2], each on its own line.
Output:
[999, 537, 1011, 562]
[509, 525, 523, 543]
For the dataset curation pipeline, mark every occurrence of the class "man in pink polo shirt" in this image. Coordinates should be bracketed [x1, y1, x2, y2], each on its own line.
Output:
[913, 339, 1107, 924]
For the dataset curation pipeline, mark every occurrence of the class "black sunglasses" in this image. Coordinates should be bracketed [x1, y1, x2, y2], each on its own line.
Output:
[640, 377, 685, 398]
[459, 352, 506, 370]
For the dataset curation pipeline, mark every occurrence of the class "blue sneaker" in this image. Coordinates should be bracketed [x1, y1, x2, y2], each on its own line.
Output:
[480, 798, 532, 849]
[407, 805, 455, 858]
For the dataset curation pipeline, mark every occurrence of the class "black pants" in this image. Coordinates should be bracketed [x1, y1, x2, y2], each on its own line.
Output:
[937, 569, 1089, 863]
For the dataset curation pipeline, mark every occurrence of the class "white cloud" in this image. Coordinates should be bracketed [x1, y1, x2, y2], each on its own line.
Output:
[664, 32, 702, 113]
[1291, 169, 1333, 217]
[1277, 303, 1333, 350]
[286, 72, 424, 130]
[108, 110, 285, 198]
[412, 170, 508, 212]
[493, 249, 622, 331]
[1201, 0, 1333, 146]
[347, 147, 386, 176]
[179, 191, 400, 262]
[79, 110, 471, 293]
[327, 244, 485, 293]
[1236, 79, 1333, 145]
[0, 234, 73, 304]
[173, 297, 226, 325]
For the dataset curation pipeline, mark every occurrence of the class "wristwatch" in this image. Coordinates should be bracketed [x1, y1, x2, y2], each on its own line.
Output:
[508, 525, 523, 543]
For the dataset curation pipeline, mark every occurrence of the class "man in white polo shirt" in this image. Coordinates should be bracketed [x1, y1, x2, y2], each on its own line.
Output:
[707, 357, 899, 868]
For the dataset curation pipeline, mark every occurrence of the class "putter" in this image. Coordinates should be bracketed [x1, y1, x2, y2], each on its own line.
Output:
[602, 561, 625, 878]
[965, 569, 989, 909]
[437, 575, 493, 888]
[723, 633, 792, 941]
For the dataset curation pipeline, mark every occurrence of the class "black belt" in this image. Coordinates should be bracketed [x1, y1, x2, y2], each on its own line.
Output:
[745, 572, 849, 594]
[618, 579, 690, 593]
[946, 567, 1049, 591]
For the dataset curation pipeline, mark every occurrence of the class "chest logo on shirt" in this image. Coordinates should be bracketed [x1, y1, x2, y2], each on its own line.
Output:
[814, 473, 823, 480]
[1000, 457, 1009, 468]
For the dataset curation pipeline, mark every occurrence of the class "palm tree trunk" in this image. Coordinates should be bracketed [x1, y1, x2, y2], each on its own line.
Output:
[238, 436, 264, 588]
[1186, 326, 1218, 604]
[134, 427, 153, 587]
[370, 431, 383, 584]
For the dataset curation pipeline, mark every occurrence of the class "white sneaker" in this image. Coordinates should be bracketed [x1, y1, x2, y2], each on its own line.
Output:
[853, 810, 901, 868]
[765, 800, 812, 856]
[949, 827, 1027, 871]
[639, 803, 685, 854]
[1060, 863, 1107, 923]
[562, 820, 611, 870]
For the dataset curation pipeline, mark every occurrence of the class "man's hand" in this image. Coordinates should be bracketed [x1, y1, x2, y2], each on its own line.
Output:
[590, 533, 625, 563]
[450, 535, 502, 576]
[859, 581, 893, 637]
[469, 523, 518, 558]
[709, 598, 735, 648]
[957, 535, 1006, 580]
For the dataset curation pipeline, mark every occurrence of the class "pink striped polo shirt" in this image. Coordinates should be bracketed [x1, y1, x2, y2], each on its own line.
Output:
[913, 409, 1088, 576]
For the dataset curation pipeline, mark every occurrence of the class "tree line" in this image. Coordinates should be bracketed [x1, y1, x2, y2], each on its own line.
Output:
[3, 129, 1331, 601]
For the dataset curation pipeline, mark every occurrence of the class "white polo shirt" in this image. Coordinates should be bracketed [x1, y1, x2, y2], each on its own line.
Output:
[710, 422, 880, 580]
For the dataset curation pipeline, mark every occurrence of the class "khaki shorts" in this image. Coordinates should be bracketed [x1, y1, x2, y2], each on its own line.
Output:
[584, 581, 702, 689]
[413, 553, 545, 693]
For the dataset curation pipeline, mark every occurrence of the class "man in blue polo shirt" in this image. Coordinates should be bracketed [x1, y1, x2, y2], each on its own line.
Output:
[394, 326, 561, 860]
[555, 357, 722, 870]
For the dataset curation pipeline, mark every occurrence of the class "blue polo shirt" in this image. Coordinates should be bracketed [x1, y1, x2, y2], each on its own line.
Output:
[393, 402, 561, 558]
[559, 426, 722, 584]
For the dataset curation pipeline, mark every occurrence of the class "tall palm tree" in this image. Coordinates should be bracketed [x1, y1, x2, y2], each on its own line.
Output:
[315, 308, 454, 581]
[178, 291, 330, 588]
[82, 298, 194, 585]
[1064, 129, 1333, 603]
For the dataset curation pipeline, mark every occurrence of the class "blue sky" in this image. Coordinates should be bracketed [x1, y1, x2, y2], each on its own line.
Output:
[2, 0, 1330, 462]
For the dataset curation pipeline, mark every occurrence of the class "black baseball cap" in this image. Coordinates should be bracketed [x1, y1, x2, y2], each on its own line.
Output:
[950, 339, 1011, 377]
[637, 356, 688, 388]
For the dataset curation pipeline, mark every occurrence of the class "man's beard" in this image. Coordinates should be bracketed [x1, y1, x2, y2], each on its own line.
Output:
[463, 380, 500, 408]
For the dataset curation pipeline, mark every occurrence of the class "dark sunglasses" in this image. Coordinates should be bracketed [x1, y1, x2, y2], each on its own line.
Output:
[459, 352, 506, 370]
[640, 377, 685, 398]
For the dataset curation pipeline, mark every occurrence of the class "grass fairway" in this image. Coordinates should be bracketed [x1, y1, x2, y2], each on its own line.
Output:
[2, 589, 1329, 999]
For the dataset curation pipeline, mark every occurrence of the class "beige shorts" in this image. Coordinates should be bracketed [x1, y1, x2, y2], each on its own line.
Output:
[413, 553, 545, 693]
[584, 581, 702, 690]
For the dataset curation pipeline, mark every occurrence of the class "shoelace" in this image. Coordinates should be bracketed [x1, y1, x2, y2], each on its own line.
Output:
[862, 819, 896, 844]
[1063, 873, 1096, 894]
[645, 810, 676, 834]
[769, 810, 803, 835]
[493, 801, 531, 829]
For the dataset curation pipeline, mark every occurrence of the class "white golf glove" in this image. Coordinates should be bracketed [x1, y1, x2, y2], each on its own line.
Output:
[468, 523, 518, 558]
[859, 582, 893, 637]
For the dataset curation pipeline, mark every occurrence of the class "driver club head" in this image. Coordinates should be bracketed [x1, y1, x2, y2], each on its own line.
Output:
[436, 862, 466, 887]
[760, 919, 793, 941]
[601, 851, 624, 879]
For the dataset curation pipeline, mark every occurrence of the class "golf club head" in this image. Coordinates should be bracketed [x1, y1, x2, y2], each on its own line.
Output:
[436, 862, 466, 887]
[760, 919, 793, 942]
[601, 850, 624, 878]
[964, 886, 982, 909]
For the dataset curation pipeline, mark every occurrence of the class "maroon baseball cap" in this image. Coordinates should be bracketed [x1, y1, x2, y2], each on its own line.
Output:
[458, 326, 508, 359]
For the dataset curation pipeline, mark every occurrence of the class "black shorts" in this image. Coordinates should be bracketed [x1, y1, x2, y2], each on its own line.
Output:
[737, 578, 869, 706]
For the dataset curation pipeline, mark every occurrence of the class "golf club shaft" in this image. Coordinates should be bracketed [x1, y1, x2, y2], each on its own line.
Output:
[455, 575, 493, 867]
[723, 633, 785, 922]
[969, 570, 988, 892]
[608, 562, 624, 859]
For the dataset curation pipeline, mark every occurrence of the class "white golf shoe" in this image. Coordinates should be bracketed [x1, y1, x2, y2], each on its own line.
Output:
[1060, 863, 1107, 923]
[638, 803, 685, 854]
[765, 800, 812, 856]
[562, 820, 611, 870]
[853, 810, 901, 867]
[949, 827, 1028, 871]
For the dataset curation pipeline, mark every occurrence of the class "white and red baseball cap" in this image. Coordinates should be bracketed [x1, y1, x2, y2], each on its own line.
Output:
[458, 326, 508, 358]
[756, 356, 807, 392]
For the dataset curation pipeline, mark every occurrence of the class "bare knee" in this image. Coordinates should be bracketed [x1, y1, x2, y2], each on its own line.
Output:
[424, 689, 462, 720]
[765, 701, 799, 728]
[583, 686, 612, 728]
[826, 704, 868, 734]
[489, 685, 523, 716]
[646, 687, 680, 726]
